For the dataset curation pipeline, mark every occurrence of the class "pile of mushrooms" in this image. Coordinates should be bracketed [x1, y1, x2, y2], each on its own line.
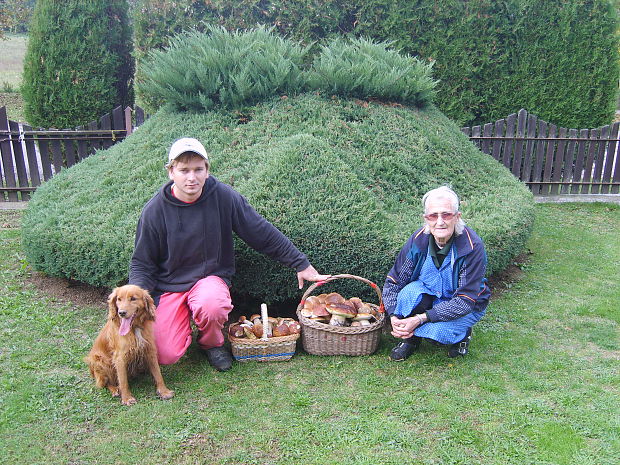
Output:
[300, 292, 379, 327]
[228, 314, 301, 339]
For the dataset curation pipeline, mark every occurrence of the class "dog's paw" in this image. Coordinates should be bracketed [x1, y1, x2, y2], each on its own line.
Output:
[158, 389, 175, 400]
[121, 396, 137, 406]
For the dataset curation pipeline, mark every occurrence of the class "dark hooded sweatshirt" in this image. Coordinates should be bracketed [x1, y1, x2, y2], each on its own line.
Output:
[129, 177, 310, 299]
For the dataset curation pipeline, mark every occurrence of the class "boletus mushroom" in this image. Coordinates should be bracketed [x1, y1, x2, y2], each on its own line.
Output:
[326, 301, 357, 326]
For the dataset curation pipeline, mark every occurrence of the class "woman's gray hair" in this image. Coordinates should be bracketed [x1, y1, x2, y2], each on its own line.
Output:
[422, 186, 466, 235]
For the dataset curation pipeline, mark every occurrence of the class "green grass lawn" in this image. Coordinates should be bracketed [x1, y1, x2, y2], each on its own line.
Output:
[1, 202, 618, 464]
[0, 33, 27, 88]
[0, 33, 27, 122]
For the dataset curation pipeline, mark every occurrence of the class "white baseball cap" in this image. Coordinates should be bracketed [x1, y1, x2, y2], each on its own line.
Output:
[167, 138, 209, 165]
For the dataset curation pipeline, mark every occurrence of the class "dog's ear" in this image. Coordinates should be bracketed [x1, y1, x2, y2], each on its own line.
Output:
[107, 288, 118, 321]
[143, 290, 156, 320]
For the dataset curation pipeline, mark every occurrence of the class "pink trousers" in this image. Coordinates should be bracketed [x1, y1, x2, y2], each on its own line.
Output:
[154, 276, 233, 365]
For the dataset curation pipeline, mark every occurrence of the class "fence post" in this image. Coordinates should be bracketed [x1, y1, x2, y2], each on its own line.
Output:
[125, 106, 133, 136]
[0, 106, 19, 201]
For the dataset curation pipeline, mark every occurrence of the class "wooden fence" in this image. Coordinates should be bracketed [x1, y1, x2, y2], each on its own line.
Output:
[462, 109, 620, 195]
[0, 105, 146, 201]
[3, 106, 619, 201]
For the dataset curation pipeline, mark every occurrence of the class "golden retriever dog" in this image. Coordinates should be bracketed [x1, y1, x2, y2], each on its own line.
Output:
[85, 285, 174, 406]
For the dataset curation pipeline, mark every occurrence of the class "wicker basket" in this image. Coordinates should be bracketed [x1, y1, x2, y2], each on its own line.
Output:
[229, 303, 300, 362]
[296, 274, 386, 356]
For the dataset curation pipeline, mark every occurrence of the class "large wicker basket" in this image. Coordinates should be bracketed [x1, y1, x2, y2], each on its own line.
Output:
[296, 274, 385, 356]
[229, 304, 300, 362]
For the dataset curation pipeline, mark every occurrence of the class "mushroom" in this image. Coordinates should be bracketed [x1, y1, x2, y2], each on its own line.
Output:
[359, 303, 378, 320]
[238, 315, 253, 327]
[252, 321, 264, 338]
[272, 319, 291, 337]
[326, 301, 357, 326]
[243, 325, 257, 339]
[310, 303, 331, 323]
[301, 296, 319, 318]
[265, 317, 278, 337]
[352, 311, 373, 326]
[348, 297, 364, 311]
[325, 292, 345, 305]
[286, 320, 301, 334]
[248, 314, 264, 337]
[228, 322, 245, 338]
[281, 318, 300, 329]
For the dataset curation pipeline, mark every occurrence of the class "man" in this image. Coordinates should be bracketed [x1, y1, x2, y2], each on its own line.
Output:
[382, 186, 490, 360]
[129, 137, 328, 371]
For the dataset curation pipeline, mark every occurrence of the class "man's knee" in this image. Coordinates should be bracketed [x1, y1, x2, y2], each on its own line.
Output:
[193, 294, 232, 323]
[156, 333, 192, 365]
[157, 346, 185, 365]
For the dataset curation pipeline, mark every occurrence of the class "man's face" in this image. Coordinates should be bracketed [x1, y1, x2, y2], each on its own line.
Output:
[168, 156, 209, 202]
[424, 197, 461, 245]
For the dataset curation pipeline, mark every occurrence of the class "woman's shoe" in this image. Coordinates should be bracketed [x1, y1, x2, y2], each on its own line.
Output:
[448, 328, 472, 358]
[389, 337, 422, 361]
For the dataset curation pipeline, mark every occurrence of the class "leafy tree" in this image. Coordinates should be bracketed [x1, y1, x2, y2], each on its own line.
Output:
[21, 0, 133, 128]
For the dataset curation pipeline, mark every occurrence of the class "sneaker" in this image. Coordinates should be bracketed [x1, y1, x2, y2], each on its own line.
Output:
[448, 328, 472, 358]
[389, 337, 422, 361]
[205, 346, 233, 371]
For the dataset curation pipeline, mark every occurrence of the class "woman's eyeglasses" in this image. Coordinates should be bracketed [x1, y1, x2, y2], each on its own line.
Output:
[423, 212, 456, 222]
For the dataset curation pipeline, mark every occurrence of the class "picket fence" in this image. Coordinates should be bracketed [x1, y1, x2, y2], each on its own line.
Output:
[462, 109, 620, 195]
[0, 105, 146, 201]
[2, 106, 619, 201]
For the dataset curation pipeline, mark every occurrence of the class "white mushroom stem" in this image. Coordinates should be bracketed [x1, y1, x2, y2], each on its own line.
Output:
[329, 314, 347, 326]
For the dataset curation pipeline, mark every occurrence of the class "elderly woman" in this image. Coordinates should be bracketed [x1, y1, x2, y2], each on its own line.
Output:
[382, 186, 490, 360]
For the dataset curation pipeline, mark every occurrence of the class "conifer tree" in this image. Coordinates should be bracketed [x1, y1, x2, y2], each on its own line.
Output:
[22, 0, 133, 128]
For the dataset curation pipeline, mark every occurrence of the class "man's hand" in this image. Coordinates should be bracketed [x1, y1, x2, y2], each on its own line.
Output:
[297, 265, 330, 289]
[390, 315, 422, 339]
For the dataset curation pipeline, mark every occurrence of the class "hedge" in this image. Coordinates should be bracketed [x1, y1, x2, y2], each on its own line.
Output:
[22, 0, 133, 128]
[22, 94, 534, 304]
[23, 27, 534, 305]
[132, 0, 619, 128]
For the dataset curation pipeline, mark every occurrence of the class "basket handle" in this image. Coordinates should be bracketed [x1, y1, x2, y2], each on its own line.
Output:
[299, 274, 384, 313]
[260, 303, 269, 340]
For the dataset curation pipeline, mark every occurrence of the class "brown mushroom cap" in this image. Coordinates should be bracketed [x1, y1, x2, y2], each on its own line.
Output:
[238, 315, 253, 326]
[304, 295, 320, 308]
[228, 322, 245, 338]
[359, 303, 377, 316]
[272, 322, 290, 337]
[286, 320, 301, 334]
[252, 321, 264, 338]
[312, 303, 331, 318]
[326, 302, 357, 318]
[325, 292, 346, 305]
[349, 297, 364, 310]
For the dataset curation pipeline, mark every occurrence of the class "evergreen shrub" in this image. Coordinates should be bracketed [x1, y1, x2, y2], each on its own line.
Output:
[21, 0, 133, 128]
[136, 25, 309, 113]
[22, 93, 534, 304]
[307, 37, 437, 107]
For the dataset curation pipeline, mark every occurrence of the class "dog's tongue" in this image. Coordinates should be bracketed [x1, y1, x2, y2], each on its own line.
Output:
[119, 315, 135, 336]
